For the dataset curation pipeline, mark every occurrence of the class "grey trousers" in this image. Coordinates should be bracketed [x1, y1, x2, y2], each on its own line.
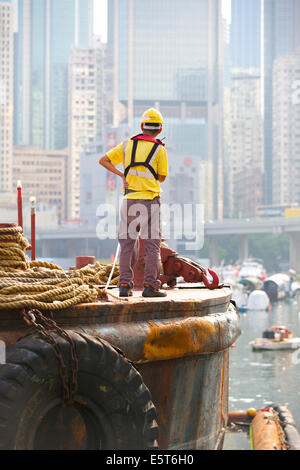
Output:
[118, 197, 162, 289]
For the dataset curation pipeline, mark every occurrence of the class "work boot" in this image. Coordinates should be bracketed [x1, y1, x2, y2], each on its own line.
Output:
[119, 283, 133, 297]
[142, 284, 167, 298]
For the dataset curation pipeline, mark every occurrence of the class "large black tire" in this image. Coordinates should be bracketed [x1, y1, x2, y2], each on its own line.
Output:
[0, 331, 159, 450]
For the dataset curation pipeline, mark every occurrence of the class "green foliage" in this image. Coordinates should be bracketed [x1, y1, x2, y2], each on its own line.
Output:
[248, 234, 289, 272]
[198, 234, 290, 272]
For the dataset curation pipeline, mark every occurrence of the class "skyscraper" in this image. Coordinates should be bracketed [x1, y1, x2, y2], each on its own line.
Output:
[262, 0, 300, 205]
[15, 0, 93, 150]
[0, 0, 13, 193]
[12, 146, 68, 222]
[227, 0, 263, 217]
[230, 0, 261, 69]
[68, 39, 104, 219]
[229, 69, 263, 217]
[108, 0, 224, 220]
[272, 51, 300, 207]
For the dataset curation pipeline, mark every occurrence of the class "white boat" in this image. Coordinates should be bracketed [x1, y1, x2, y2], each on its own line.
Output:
[239, 259, 266, 281]
[251, 326, 300, 351]
[263, 273, 290, 302]
[231, 281, 267, 313]
[251, 338, 300, 351]
[247, 290, 270, 311]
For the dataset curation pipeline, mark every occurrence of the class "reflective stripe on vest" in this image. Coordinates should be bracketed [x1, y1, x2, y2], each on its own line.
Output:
[123, 140, 161, 180]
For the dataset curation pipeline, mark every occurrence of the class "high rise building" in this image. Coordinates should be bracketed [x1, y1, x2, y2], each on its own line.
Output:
[225, 1, 262, 217]
[228, 69, 264, 217]
[223, 86, 231, 218]
[15, 0, 93, 150]
[13, 146, 68, 222]
[103, 44, 114, 127]
[68, 40, 104, 219]
[108, 0, 224, 220]
[0, 0, 13, 193]
[230, 0, 261, 69]
[222, 17, 231, 218]
[272, 51, 300, 207]
[262, 0, 300, 205]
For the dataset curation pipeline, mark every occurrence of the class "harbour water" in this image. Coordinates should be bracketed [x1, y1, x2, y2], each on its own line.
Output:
[226, 297, 300, 448]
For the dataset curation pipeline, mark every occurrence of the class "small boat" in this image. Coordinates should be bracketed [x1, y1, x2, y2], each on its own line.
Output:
[263, 274, 290, 302]
[251, 326, 300, 351]
[239, 259, 266, 281]
[246, 290, 270, 311]
[231, 280, 267, 313]
[239, 277, 263, 292]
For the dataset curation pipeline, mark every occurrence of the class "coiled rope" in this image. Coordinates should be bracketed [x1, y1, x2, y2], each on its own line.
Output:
[0, 225, 121, 310]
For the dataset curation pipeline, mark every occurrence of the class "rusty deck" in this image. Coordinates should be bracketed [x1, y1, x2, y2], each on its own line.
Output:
[0, 285, 234, 348]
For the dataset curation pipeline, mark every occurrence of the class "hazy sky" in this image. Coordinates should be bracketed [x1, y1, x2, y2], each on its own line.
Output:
[94, 0, 232, 42]
[94, 0, 108, 42]
[223, 0, 232, 22]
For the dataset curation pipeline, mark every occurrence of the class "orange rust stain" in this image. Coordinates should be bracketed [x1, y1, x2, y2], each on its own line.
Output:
[143, 317, 217, 361]
[72, 415, 87, 450]
[220, 352, 226, 427]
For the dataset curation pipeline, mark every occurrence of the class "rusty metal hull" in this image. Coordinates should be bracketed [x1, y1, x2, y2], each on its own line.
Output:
[138, 351, 229, 450]
[0, 286, 240, 450]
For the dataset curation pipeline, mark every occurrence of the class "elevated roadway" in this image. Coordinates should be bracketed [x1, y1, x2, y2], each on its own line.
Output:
[36, 216, 300, 272]
[204, 217, 300, 270]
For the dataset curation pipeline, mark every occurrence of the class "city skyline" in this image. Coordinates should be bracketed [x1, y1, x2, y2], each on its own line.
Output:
[1, 0, 300, 227]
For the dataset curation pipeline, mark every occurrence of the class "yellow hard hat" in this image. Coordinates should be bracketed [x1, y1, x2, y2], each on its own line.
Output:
[141, 108, 164, 128]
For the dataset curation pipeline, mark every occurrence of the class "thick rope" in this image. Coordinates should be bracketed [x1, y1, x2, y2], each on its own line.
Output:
[30, 260, 63, 271]
[0, 225, 122, 310]
[0, 278, 83, 295]
[0, 226, 30, 271]
[0, 286, 98, 311]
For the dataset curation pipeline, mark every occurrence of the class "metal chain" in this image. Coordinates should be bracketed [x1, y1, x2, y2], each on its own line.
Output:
[21, 308, 79, 406]
[37, 311, 79, 402]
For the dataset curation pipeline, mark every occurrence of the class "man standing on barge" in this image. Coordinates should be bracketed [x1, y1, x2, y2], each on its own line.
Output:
[99, 108, 168, 298]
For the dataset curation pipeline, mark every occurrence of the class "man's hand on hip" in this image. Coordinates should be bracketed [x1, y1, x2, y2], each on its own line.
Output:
[122, 176, 129, 189]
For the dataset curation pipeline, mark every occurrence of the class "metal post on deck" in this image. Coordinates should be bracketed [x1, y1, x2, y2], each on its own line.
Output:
[30, 197, 36, 261]
[17, 181, 23, 230]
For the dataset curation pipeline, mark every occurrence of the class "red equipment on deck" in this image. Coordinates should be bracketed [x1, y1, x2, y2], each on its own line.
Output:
[76, 256, 96, 269]
[133, 238, 220, 290]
